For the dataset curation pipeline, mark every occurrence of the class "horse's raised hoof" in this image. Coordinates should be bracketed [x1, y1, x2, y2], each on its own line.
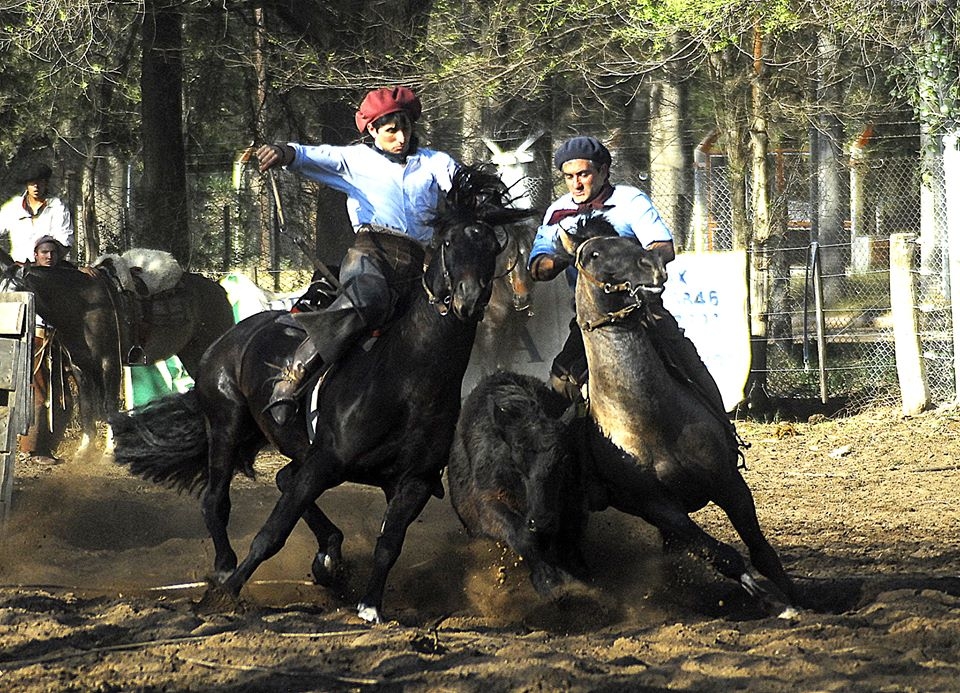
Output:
[194, 582, 244, 616]
[311, 551, 343, 587]
[357, 602, 384, 624]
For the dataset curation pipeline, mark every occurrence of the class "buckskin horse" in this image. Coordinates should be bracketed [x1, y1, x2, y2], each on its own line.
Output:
[0, 248, 234, 456]
[109, 166, 535, 624]
[560, 217, 797, 615]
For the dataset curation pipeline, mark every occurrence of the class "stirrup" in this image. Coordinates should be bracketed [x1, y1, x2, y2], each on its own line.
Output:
[127, 345, 147, 365]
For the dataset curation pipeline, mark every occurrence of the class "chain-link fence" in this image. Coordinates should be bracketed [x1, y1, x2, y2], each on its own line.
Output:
[696, 151, 955, 411]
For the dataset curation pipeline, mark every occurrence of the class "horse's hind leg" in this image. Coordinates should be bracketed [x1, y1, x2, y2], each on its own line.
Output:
[275, 462, 345, 586]
[202, 427, 261, 581]
[714, 475, 796, 605]
[632, 497, 760, 598]
[217, 451, 340, 602]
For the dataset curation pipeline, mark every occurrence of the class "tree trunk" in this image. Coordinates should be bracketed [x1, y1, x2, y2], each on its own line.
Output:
[140, 0, 189, 265]
[816, 29, 847, 305]
[649, 66, 690, 247]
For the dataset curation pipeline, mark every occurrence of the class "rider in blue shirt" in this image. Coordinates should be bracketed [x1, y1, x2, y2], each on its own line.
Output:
[530, 136, 725, 415]
[256, 86, 460, 424]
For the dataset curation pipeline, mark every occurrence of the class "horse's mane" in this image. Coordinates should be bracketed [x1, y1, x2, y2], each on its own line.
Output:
[575, 215, 618, 239]
[434, 165, 536, 239]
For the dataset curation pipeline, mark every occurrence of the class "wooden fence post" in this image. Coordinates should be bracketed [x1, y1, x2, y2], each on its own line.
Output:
[944, 132, 960, 403]
[0, 293, 35, 526]
[890, 232, 928, 415]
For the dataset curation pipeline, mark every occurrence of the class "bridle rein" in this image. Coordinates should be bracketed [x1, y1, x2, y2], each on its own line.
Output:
[574, 236, 664, 332]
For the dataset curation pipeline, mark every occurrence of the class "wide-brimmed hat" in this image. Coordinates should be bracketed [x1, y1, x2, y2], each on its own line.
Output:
[17, 163, 53, 184]
[354, 86, 422, 133]
[553, 136, 612, 170]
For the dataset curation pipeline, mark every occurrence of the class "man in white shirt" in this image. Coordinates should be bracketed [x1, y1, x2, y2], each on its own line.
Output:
[0, 163, 74, 262]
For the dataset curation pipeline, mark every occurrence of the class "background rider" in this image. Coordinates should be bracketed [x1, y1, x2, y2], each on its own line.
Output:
[0, 162, 74, 262]
[528, 135, 725, 414]
[18, 235, 75, 465]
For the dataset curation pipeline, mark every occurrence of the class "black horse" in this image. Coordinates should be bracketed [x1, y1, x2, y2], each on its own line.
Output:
[560, 218, 797, 614]
[0, 249, 234, 455]
[110, 166, 535, 624]
[449, 370, 587, 596]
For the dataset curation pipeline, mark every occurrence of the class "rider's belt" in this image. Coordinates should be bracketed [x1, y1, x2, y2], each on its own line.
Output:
[357, 222, 404, 235]
[355, 225, 425, 271]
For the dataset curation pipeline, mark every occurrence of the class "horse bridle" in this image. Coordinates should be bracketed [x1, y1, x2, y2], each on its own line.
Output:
[421, 224, 507, 317]
[574, 236, 664, 332]
[422, 239, 454, 316]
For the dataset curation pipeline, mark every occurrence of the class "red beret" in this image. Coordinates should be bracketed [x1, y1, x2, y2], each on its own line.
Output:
[355, 86, 422, 133]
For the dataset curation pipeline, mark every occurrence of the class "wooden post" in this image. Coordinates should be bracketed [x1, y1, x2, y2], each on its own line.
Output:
[0, 293, 35, 526]
[944, 132, 960, 402]
[890, 233, 928, 415]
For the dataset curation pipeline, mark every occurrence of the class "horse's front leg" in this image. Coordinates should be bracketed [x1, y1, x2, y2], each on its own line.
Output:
[275, 462, 345, 586]
[357, 475, 436, 624]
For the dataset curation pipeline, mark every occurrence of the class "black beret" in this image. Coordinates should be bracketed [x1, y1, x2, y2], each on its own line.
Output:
[553, 136, 611, 170]
[17, 163, 52, 184]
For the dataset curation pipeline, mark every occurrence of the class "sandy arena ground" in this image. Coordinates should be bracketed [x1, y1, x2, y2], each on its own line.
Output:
[1, 404, 959, 691]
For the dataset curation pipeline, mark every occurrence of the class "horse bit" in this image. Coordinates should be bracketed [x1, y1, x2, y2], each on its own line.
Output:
[574, 237, 664, 332]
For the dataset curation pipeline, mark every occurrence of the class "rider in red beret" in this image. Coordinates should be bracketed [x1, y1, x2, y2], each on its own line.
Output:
[255, 86, 461, 425]
[354, 86, 422, 133]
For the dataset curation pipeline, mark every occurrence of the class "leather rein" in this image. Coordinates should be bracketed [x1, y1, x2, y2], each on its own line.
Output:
[421, 240, 454, 316]
[574, 237, 664, 332]
[421, 225, 508, 317]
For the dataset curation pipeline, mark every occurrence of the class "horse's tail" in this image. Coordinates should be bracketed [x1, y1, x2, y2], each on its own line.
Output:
[108, 390, 210, 495]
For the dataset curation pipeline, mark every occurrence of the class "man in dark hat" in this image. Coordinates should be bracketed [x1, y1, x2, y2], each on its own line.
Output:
[17, 234, 74, 465]
[255, 86, 461, 424]
[32, 234, 68, 267]
[0, 162, 74, 262]
[528, 135, 726, 415]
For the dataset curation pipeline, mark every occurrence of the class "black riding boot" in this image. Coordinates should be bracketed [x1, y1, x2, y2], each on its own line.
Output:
[549, 319, 589, 403]
[263, 308, 368, 425]
[264, 338, 325, 425]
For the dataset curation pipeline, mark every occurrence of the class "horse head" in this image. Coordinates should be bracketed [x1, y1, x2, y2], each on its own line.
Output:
[564, 217, 668, 332]
[498, 225, 535, 312]
[424, 165, 537, 321]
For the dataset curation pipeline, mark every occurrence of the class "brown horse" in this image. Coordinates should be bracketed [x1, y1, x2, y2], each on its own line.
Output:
[0, 248, 234, 455]
[473, 222, 538, 373]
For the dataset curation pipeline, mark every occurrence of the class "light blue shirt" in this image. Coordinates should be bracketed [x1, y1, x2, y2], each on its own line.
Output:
[529, 184, 673, 268]
[288, 142, 459, 244]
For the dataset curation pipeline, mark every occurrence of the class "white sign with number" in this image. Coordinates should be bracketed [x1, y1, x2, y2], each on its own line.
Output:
[661, 250, 750, 412]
